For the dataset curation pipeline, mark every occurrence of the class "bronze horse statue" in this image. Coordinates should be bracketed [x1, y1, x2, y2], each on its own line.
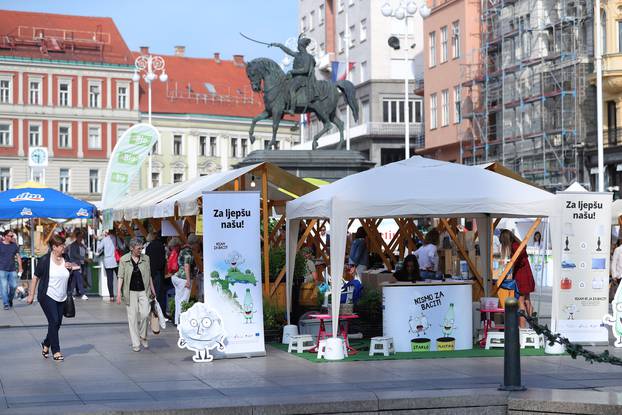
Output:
[246, 57, 359, 150]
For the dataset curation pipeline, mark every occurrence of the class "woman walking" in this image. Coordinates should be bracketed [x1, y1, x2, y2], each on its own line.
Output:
[27, 235, 76, 361]
[499, 229, 535, 327]
[116, 238, 155, 352]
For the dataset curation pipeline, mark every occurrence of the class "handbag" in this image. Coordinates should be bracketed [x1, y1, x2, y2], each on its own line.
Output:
[63, 294, 76, 318]
[150, 300, 160, 334]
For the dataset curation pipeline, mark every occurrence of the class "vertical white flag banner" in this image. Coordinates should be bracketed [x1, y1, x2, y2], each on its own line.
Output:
[553, 187, 612, 344]
[202, 191, 265, 357]
[101, 123, 160, 209]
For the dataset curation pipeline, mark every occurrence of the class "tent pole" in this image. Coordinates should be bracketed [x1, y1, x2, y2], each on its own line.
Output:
[261, 166, 270, 298]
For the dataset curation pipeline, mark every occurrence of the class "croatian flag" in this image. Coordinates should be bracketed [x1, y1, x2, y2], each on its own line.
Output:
[331, 61, 355, 82]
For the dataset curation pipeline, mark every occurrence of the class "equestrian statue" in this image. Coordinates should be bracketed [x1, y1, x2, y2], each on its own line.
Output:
[245, 33, 359, 150]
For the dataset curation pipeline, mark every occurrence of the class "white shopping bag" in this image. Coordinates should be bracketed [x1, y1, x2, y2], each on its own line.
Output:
[153, 300, 167, 329]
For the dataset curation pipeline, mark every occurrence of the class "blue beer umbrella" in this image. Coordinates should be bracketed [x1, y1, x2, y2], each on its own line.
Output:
[0, 187, 95, 219]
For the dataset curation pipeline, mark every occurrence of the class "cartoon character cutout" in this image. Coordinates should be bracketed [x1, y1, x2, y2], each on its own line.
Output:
[563, 304, 578, 320]
[440, 303, 456, 337]
[177, 302, 227, 362]
[409, 312, 431, 337]
[604, 286, 622, 347]
[241, 288, 256, 324]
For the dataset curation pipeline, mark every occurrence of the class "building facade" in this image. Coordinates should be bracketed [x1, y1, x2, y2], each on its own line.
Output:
[419, 0, 480, 162]
[591, 2, 622, 194]
[137, 48, 299, 188]
[294, 0, 425, 166]
[0, 10, 140, 200]
[460, 0, 594, 191]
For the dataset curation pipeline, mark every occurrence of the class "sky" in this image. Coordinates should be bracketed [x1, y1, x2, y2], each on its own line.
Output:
[0, 0, 298, 61]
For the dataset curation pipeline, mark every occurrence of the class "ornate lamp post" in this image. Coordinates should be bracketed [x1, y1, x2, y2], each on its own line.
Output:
[132, 54, 168, 188]
[381, 1, 430, 159]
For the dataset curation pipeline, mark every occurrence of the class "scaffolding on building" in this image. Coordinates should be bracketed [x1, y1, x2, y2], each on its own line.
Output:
[459, 0, 593, 190]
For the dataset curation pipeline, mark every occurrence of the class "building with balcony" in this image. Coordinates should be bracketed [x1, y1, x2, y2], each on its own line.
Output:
[137, 47, 299, 188]
[419, 0, 480, 162]
[589, 2, 622, 194]
[0, 9, 140, 200]
[294, 0, 425, 166]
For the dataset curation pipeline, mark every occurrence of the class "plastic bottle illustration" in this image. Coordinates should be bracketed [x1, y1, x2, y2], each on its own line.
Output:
[242, 288, 256, 324]
[437, 303, 456, 351]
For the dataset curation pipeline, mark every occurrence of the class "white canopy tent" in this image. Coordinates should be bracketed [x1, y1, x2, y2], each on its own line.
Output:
[152, 164, 261, 218]
[285, 156, 559, 342]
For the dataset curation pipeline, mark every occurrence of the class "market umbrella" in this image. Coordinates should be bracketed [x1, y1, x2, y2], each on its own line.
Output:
[0, 187, 95, 219]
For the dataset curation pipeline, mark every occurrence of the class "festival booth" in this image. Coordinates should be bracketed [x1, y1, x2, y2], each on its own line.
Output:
[109, 162, 318, 300]
[285, 157, 559, 357]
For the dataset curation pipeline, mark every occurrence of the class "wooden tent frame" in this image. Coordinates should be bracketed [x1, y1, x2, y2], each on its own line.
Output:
[111, 162, 317, 301]
[282, 163, 549, 301]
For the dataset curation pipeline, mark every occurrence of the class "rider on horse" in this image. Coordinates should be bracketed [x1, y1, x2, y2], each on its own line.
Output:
[270, 34, 319, 115]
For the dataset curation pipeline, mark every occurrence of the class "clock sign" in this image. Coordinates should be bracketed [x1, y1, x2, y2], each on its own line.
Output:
[28, 147, 48, 168]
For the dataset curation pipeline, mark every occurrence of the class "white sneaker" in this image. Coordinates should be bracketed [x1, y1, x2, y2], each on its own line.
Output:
[81, 295, 89, 300]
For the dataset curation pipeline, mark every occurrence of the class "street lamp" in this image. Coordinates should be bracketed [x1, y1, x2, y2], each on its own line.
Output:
[133, 54, 168, 188]
[381, 1, 431, 160]
[595, 2, 604, 192]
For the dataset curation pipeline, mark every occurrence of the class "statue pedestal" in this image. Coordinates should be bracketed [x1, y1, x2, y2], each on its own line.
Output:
[235, 150, 374, 182]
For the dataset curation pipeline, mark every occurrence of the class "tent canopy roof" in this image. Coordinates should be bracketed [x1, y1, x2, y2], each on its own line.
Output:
[287, 156, 557, 220]
[111, 162, 318, 221]
[0, 187, 95, 219]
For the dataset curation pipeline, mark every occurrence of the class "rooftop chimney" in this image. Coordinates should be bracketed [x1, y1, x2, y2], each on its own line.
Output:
[213, 52, 221, 63]
[174, 45, 185, 57]
[139, 46, 149, 55]
[233, 54, 245, 66]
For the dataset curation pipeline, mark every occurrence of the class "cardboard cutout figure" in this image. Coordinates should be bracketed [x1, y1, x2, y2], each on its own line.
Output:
[604, 286, 622, 347]
[177, 302, 227, 362]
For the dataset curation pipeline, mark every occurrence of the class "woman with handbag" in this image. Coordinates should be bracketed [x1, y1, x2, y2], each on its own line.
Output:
[96, 229, 123, 303]
[26, 235, 77, 361]
[116, 237, 156, 352]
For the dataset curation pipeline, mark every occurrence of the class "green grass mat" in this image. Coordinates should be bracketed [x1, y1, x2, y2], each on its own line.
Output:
[271, 340, 556, 363]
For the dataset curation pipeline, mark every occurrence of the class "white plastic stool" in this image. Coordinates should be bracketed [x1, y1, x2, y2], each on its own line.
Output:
[485, 331, 505, 349]
[288, 334, 314, 354]
[282, 324, 299, 345]
[369, 336, 395, 356]
[519, 329, 540, 349]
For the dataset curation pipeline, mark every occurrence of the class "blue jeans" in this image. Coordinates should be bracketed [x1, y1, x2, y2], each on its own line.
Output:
[70, 269, 85, 296]
[0, 270, 17, 306]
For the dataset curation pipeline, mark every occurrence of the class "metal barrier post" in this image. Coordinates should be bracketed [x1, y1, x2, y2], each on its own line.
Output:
[499, 297, 526, 391]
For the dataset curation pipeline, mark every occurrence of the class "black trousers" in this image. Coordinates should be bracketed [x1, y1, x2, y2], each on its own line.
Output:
[40, 294, 64, 354]
[105, 267, 117, 299]
[153, 272, 172, 317]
